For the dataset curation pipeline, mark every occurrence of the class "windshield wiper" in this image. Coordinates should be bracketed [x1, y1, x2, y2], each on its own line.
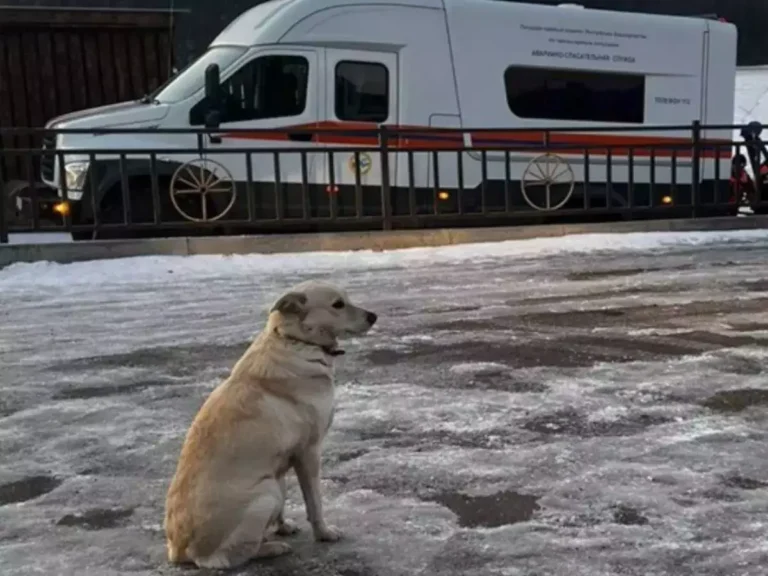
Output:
[139, 94, 160, 105]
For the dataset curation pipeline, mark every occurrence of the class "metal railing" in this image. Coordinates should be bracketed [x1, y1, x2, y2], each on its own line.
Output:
[0, 122, 764, 244]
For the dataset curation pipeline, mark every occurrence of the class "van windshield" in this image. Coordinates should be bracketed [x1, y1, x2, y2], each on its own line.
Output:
[151, 46, 247, 104]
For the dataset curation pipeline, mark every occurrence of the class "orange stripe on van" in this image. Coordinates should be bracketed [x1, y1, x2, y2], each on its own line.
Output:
[220, 121, 732, 159]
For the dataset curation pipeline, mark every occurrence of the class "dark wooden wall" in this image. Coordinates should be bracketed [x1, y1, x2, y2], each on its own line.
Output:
[0, 6, 174, 180]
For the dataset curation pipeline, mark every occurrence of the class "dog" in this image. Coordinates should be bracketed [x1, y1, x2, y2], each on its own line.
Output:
[163, 280, 377, 569]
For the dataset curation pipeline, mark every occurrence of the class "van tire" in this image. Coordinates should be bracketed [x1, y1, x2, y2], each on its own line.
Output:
[93, 175, 233, 238]
[95, 176, 173, 238]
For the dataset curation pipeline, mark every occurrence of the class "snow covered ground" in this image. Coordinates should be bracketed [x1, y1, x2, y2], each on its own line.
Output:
[3, 230, 768, 575]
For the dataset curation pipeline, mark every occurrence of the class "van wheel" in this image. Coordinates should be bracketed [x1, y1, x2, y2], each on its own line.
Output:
[96, 177, 175, 238]
[99, 179, 152, 224]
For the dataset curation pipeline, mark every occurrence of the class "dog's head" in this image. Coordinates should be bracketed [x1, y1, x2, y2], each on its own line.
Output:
[268, 280, 377, 352]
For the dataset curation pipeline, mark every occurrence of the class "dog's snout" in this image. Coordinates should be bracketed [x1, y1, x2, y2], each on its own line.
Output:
[366, 311, 378, 325]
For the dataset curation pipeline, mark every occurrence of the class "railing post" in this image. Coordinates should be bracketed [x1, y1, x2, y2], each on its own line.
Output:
[0, 137, 7, 245]
[379, 125, 392, 230]
[691, 120, 701, 217]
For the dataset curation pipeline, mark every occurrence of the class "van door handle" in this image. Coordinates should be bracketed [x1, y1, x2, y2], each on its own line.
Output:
[288, 132, 313, 142]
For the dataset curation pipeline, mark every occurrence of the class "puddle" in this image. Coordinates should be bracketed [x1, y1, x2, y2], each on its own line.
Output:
[723, 475, 768, 490]
[741, 280, 768, 292]
[52, 378, 180, 400]
[0, 399, 18, 418]
[703, 488, 742, 502]
[420, 304, 483, 314]
[355, 425, 514, 451]
[601, 309, 625, 317]
[714, 357, 764, 376]
[522, 297, 768, 329]
[363, 339, 651, 370]
[336, 568, 379, 576]
[512, 284, 690, 307]
[701, 389, 768, 413]
[566, 264, 695, 282]
[470, 373, 549, 393]
[56, 507, 134, 530]
[522, 409, 671, 438]
[335, 449, 369, 463]
[47, 342, 248, 376]
[489, 380, 549, 394]
[679, 331, 763, 348]
[612, 505, 649, 526]
[0, 475, 62, 505]
[428, 490, 540, 528]
[567, 267, 652, 281]
[729, 322, 768, 332]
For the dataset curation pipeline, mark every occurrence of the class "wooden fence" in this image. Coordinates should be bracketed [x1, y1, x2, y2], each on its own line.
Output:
[0, 6, 176, 182]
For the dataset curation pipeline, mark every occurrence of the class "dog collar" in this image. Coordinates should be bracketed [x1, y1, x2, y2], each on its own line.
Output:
[324, 347, 345, 357]
[278, 330, 345, 357]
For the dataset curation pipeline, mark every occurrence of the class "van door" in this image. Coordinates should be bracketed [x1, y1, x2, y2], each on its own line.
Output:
[320, 48, 397, 218]
[194, 47, 321, 221]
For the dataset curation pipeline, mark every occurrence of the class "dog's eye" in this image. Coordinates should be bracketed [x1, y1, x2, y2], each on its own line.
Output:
[332, 300, 345, 309]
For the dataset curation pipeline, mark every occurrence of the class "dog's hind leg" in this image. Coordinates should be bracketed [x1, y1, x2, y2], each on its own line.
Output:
[275, 475, 300, 536]
[193, 479, 291, 570]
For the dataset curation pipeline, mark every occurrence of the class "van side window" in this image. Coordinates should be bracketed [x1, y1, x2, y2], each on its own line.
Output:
[335, 61, 389, 123]
[190, 55, 308, 125]
[504, 67, 645, 124]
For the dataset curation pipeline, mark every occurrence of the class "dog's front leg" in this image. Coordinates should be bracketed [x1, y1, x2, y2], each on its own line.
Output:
[293, 447, 341, 542]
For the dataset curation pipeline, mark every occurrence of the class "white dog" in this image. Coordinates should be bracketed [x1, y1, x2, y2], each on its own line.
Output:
[164, 280, 377, 569]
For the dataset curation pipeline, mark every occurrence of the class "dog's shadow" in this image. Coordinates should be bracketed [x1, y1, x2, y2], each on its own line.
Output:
[159, 529, 374, 576]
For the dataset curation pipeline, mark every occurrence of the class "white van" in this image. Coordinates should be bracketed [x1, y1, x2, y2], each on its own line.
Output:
[39, 0, 738, 233]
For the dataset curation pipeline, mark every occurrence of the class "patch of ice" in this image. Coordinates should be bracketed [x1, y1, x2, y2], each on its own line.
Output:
[586, 405, 630, 423]
[449, 362, 509, 374]
[650, 418, 755, 448]
[399, 334, 435, 343]
[726, 330, 768, 338]
[6, 232, 73, 245]
[5, 229, 768, 288]
[625, 327, 702, 337]
[706, 346, 768, 361]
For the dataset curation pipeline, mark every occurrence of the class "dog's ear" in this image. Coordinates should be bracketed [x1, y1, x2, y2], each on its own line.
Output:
[270, 292, 308, 318]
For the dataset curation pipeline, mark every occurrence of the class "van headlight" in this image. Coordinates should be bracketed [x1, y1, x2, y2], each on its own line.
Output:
[64, 161, 89, 193]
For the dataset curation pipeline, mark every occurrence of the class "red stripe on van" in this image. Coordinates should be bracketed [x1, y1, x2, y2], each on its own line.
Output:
[220, 121, 732, 158]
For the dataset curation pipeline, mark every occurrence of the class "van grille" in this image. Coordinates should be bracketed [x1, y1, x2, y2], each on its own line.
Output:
[40, 135, 56, 181]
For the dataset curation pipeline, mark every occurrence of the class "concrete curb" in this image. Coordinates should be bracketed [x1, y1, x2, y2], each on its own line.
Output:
[3, 216, 768, 268]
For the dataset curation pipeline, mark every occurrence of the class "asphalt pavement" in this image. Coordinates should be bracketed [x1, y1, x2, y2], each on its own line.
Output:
[2, 231, 768, 575]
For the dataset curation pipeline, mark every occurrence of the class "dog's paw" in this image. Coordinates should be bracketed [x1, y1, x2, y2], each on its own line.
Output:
[313, 524, 342, 542]
[276, 518, 300, 536]
[257, 541, 293, 559]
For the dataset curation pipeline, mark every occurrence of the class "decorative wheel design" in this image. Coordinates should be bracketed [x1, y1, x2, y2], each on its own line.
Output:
[169, 158, 237, 222]
[520, 153, 575, 211]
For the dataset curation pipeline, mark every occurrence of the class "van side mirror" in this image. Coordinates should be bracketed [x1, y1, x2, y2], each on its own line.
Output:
[204, 109, 221, 130]
[203, 63, 222, 136]
[204, 63, 220, 104]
